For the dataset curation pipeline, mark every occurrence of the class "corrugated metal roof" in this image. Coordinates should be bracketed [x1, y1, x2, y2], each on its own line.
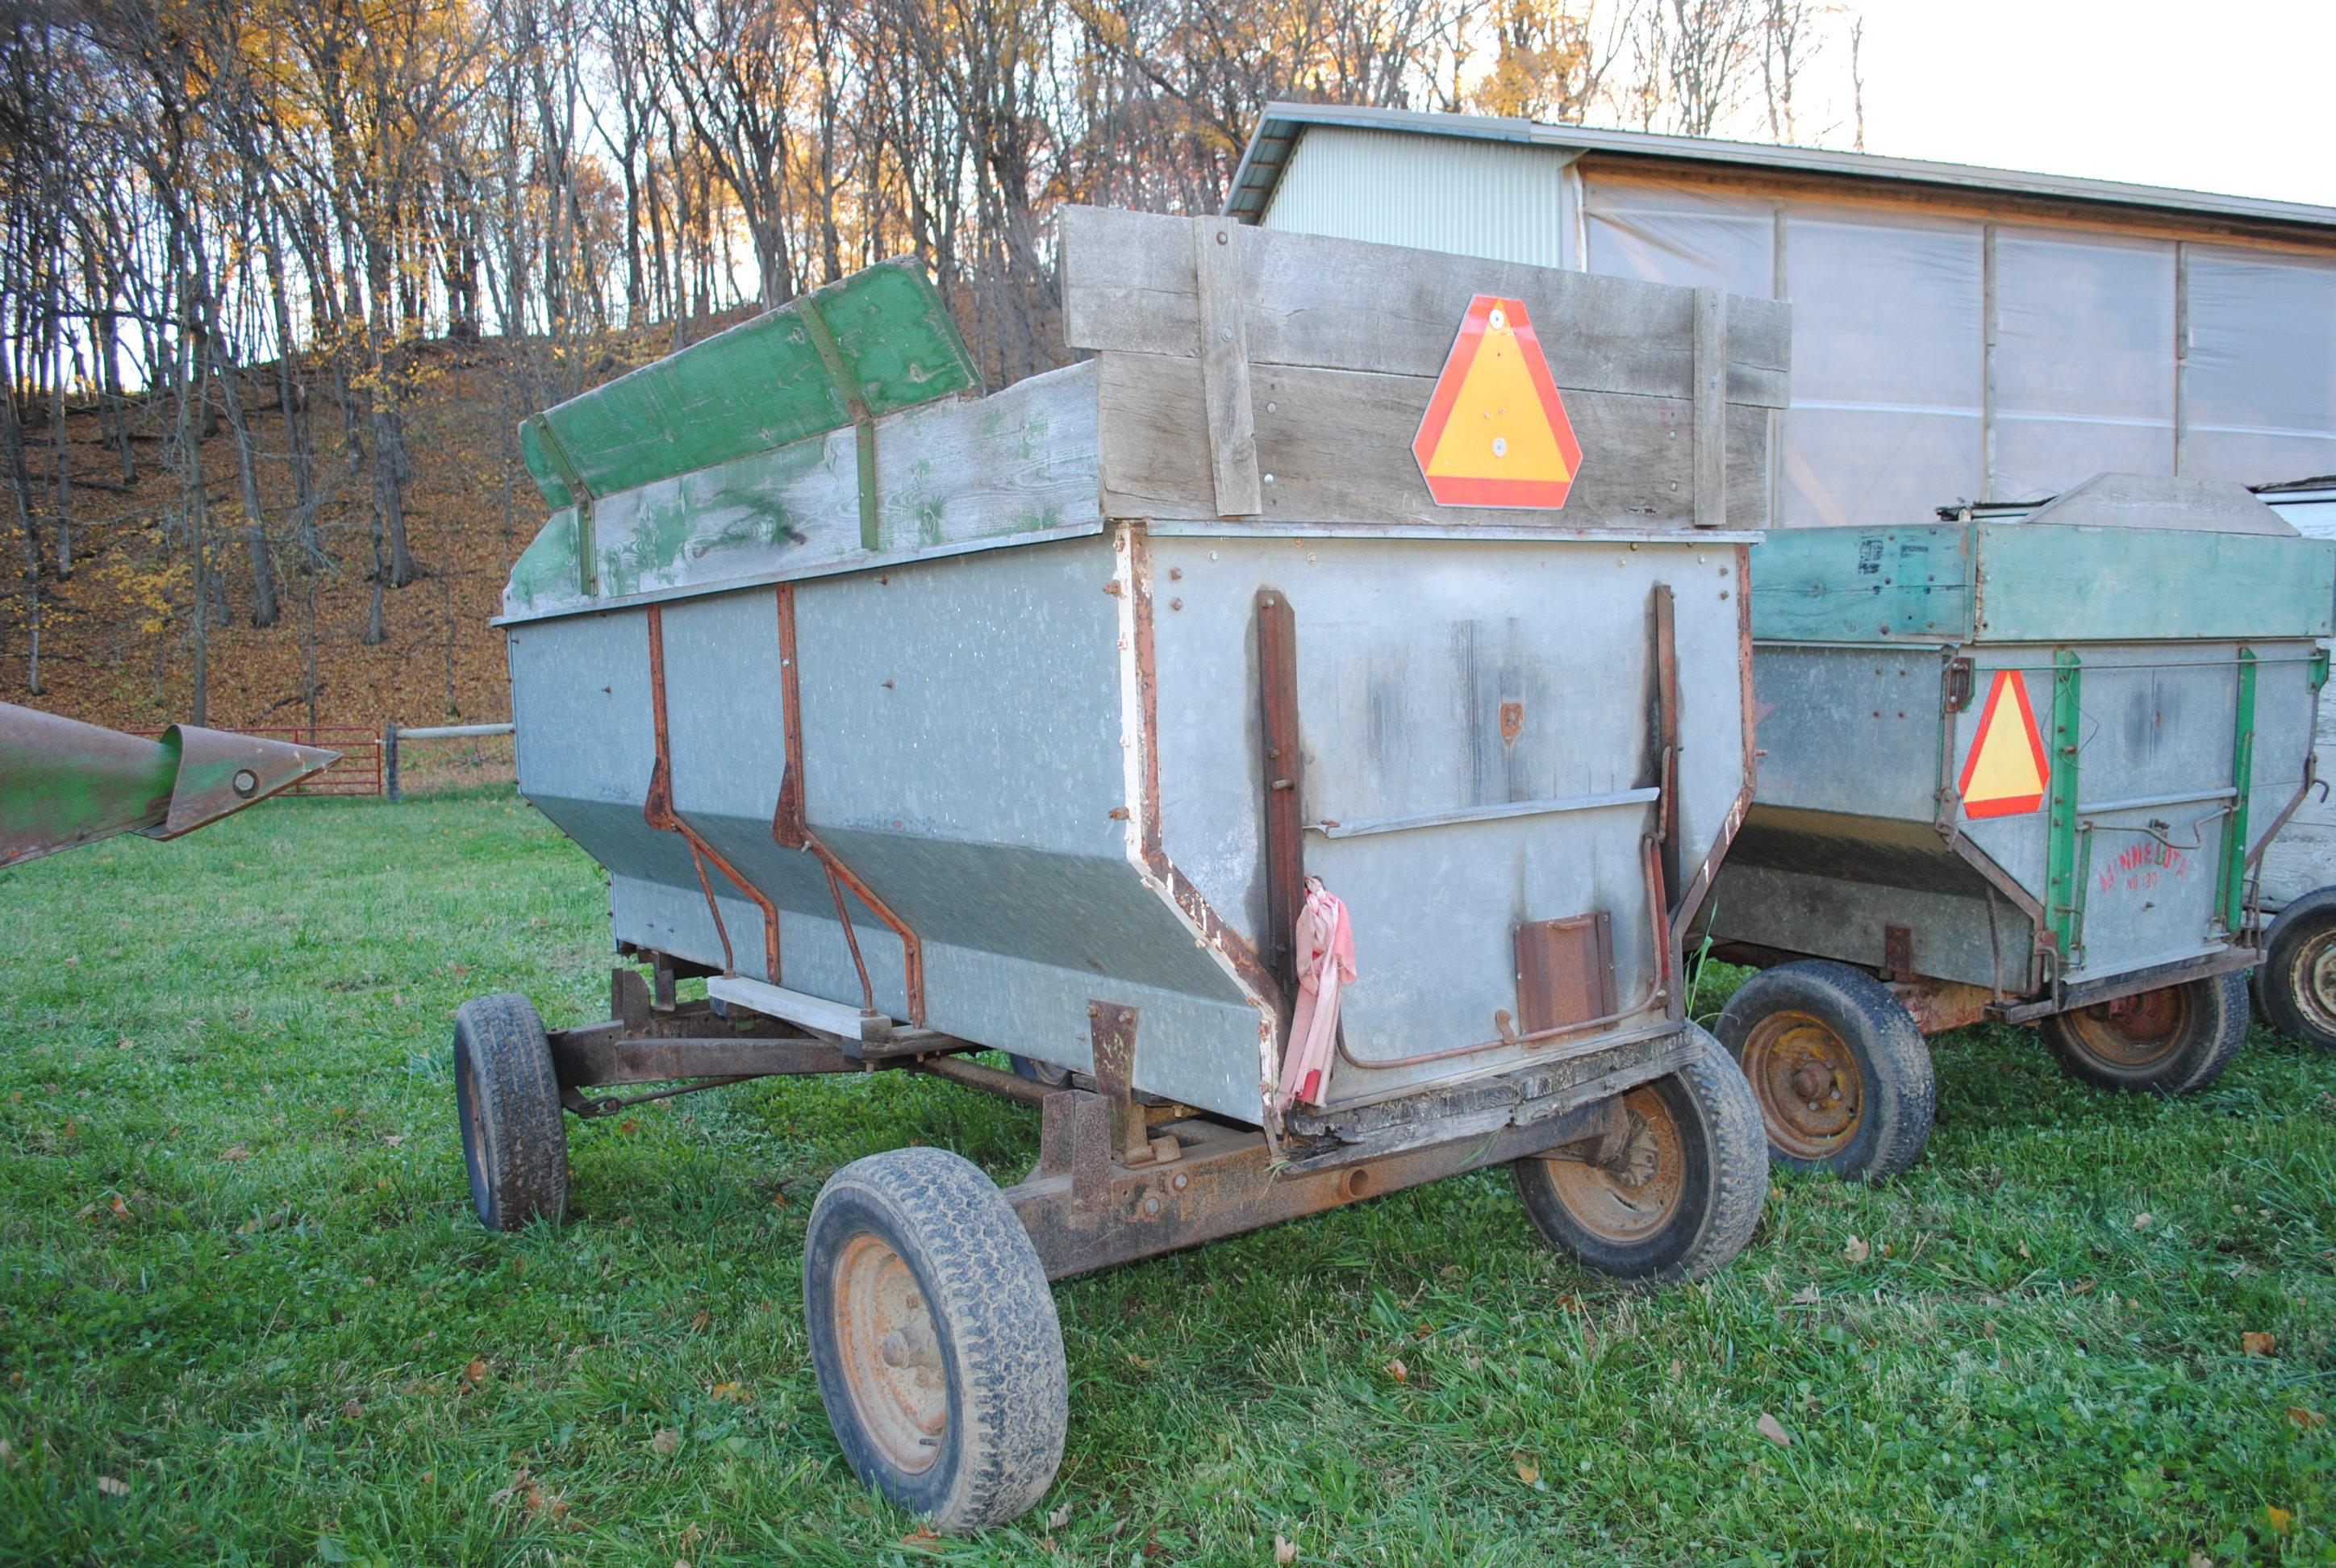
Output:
[1226, 102, 2336, 238]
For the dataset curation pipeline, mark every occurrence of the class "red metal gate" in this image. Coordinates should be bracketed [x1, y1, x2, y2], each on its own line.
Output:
[130, 725, 384, 797]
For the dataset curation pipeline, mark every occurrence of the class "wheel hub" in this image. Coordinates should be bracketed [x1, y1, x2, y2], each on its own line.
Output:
[2289, 928, 2336, 1036]
[833, 1233, 947, 1474]
[1739, 1008, 1863, 1159]
[2060, 984, 2190, 1070]
[1539, 1085, 1686, 1242]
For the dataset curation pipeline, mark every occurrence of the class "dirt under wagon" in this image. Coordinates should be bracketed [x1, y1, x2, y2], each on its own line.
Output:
[457, 209, 1787, 1529]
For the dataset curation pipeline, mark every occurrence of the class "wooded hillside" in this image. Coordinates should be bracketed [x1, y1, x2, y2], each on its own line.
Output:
[0, 0, 1863, 731]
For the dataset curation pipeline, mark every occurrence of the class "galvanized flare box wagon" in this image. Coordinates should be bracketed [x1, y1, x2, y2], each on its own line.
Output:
[1705, 476, 2336, 1179]
[459, 210, 1785, 1530]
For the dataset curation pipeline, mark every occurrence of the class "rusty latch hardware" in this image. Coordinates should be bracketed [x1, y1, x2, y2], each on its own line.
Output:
[1945, 657, 1975, 711]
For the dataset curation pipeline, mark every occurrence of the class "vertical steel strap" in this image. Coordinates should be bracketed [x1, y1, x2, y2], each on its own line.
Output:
[2045, 651, 2084, 968]
[527, 415, 597, 597]
[795, 300, 880, 553]
[2218, 647, 2258, 935]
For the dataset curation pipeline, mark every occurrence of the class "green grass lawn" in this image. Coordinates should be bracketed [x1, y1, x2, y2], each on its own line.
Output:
[2, 794, 2332, 1566]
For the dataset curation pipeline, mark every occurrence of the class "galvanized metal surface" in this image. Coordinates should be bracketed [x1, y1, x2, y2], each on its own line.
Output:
[505, 219, 1758, 1132]
[1711, 486, 2330, 1005]
[0, 704, 338, 868]
[1259, 124, 1575, 269]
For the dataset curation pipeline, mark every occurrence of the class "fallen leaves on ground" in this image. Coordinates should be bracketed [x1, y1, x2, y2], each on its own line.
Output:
[488, 1466, 567, 1520]
[651, 1428, 681, 1456]
[1274, 1535, 1299, 1565]
[900, 1526, 941, 1549]
[96, 1475, 129, 1497]
[1842, 1235, 1869, 1263]
[1791, 1284, 1821, 1305]
[1385, 1358, 1408, 1384]
[708, 1381, 748, 1402]
[2264, 1505, 2293, 1534]
[2288, 1407, 2326, 1430]
[1047, 1501, 1073, 1528]
[1756, 1414, 1792, 1448]
[2132, 1211, 2154, 1231]
[462, 1358, 490, 1388]
[2243, 1331, 2277, 1357]
[218, 1146, 252, 1161]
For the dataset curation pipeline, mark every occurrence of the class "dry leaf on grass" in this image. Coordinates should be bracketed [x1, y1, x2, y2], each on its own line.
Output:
[651, 1428, 681, 1456]
[1274, 1534, 1299, 1565]
[383, 1134, 406, 1148]
[340, 1400, 362, 1420]
[462, 1359, 489, 1389]
[218, 1146, 252, 1162]
[1756, 1414, 1792, 1448]
[2017, 1241, 2030, 1260]
[2243, 1331, 2277, 1357]
[2132, 1211, 2154, 1231]
[1513, 1456, 1539, 1486]
[1791, 1285, 1821, 1306]
[2288, 1406, 2326, 1430]
[1385, 1359, 1408, 1383]
[96, 1474, 129, 1497]
[2265, 1506, 2293, 1534]
[900, 1525, 941, 1549]
[1047, 1501, 1073, 1528]
[1842, 1235, 1870, 1263]
[709, 1381, 747, 1402]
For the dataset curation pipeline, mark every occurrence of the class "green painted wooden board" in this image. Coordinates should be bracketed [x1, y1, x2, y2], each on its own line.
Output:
[519, 260, 978, 509]
[1747, 524, 1974, 641]
[1971, 523, 2336, 643]
[1750, 522, 2336, 644]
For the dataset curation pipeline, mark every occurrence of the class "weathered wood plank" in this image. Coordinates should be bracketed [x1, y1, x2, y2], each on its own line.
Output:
[503, 361, 1101, 618]
[1062, 205, 1790, 407]
[1192, 219, 1262, 516]
[1692, 287, 1728, 530]
[1098, 352, 1769, 530]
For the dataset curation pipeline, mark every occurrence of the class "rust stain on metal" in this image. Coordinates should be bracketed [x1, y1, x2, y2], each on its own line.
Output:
[1882, 923, 1914, 978]
[1515, 913, 1616, 1035]
[1499, 700, 1524, 747]
[644, 603, 782, 982]
[773, 583, 928, 1025]
[1255, 587, 1304, 995]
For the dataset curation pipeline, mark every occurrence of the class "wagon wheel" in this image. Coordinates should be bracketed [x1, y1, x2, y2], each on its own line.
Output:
[2042, 970, 2247, 1093]
[1714, 960, 1935, 1182]
[805, 1147, 1066, 1533]
[2256, 888, 2336, 1053]
[1511, 1024, 1767, 1283]
[453, 993, 569, 1230]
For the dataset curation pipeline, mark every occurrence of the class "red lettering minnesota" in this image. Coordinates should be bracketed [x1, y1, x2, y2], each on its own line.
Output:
[2098, 839, 2189, 895]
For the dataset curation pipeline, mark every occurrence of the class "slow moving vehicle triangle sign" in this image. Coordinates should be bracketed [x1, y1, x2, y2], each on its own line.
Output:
[1958, 669, 2051, 818]
[1413, 294, 1583, 508]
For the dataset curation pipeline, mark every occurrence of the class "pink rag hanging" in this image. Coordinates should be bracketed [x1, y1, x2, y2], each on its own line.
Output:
[1276, 877, 1357, 1111]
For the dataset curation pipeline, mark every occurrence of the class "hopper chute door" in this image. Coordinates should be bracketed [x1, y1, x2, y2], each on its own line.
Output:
[1954, 648, 2247, 981]
[1275, 558, 1687, 1098]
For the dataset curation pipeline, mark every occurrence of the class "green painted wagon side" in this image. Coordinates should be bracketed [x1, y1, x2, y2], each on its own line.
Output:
[1704, 476, 2336, 1182]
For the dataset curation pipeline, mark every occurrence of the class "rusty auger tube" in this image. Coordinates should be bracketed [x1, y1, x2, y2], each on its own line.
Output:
[0, 703, 336, 869]
[642, 604, 784, 983]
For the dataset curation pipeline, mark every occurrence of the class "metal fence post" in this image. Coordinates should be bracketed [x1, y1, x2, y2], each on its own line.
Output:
[385, 722, 401, 803]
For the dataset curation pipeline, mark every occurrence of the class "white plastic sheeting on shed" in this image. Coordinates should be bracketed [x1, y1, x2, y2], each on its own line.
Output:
[1262, 126, 1576, 270]
[1579, 173, 2336, 525]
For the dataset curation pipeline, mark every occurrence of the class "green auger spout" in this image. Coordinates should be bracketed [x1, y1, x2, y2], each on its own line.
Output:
[0, 703, 338, 869]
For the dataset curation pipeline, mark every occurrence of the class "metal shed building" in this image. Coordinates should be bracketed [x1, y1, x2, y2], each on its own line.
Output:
[1226, 104, 2336, 526]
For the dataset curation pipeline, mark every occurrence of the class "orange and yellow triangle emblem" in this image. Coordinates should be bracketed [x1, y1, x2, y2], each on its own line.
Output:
[1958, 669, 2051, 818]
[1412, 295, 1583, 508]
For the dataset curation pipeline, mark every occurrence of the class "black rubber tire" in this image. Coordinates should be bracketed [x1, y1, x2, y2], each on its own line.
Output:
[1713, 959, 1936, 1182]
[2042, 970, 2249, 1093]
[453, 993, 569, 1231]
[1511, 1024, 1768, 1284]
[2257, 888, 2336, 1053]
[805, 1147, 1067, 1533]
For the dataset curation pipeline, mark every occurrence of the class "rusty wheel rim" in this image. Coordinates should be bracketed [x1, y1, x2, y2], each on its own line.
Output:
[1739, 1008, 1864, 1160]
[1541, 1084, 1687, 1245]
[2284, 928, 2336, 1038]
[832, 1233, 946, 1474]
[2060, 985, 2190, 1071]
